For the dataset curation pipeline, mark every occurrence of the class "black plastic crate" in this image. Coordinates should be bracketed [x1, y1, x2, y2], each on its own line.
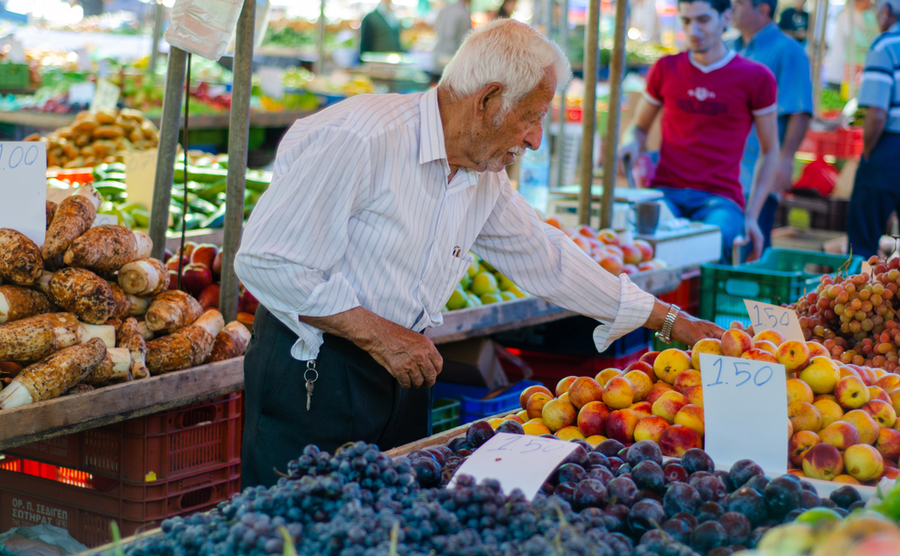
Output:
[492, 316, 652, 358]
[774, 195, 849, 232]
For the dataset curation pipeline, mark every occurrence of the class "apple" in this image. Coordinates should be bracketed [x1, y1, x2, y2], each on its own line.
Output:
[633, 415, 670, 443]
[684, 384, 704, 407]
[806, 342, 830, 359]
[166, 255, 190, 272]
[753, 329, 786, 347]
[740, 348, 778, 363]
[602, 377, 635, 410]
[659, 424, 703, 457]
[673, 369, 702, 395]
[753, 340, 778, 356]
[640, 351, 660, 366]
[620, 243, 643, 265]
[789, 430, 821, 467]
[843, 444, 884, 482]
[813, 398, 844, 428]
[720, 329, 753, 357]
[520, 385, 553, 410]
[834, 376, 870, 409]
[786, 378, 814, 406]
[788, 401, 823, 432]
[801, 443, 844, 481]
[605, 408, 639, 443]
[555, 376, 579, 398]
[197, 283, 220, 310]
[798, 357, 841, 394]
[541, 398, 577, 432]
[576, 401, 610, 437]
[167, 269, 180, 290]
[598, 255, 623, 276]
[175, 241, 197, 258]
[597, 228, 619, 245]
[653, 349, 692, 384]
[651, 391, 688, 424]
[526, 392, 553, 420]
[179, 263, 213, 296]
[819, 421, 860, 450]
[843, 409, 880, 445]
[863, 400, 898, 428]
[628, 401, 652, 419]
[876, 428, 900, 461]
[776, 340, 811, 374]
[623, 370, 654, 402]
[624, 360, 656, 382]
[674, 404, 704, 436]
[555, 426, 585, 441]
[568, 377, 605, 409]
[211, 250, 223, 279]
[690, 338, 723, 371]
[595, 368, 623, 387]
[190, 243, 219, 269]
[238, 289, 260, 315]
[633, 239, 654, 262]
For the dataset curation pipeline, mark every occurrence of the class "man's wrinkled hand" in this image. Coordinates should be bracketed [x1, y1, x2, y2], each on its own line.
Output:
[670, 312, 725, 348]
[366, 323, 442, 389]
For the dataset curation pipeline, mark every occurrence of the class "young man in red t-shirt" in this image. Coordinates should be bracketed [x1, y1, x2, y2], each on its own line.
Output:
[619, 0, 779, 263]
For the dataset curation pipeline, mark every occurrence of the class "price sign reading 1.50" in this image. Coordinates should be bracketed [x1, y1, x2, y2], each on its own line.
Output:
[698, 353, 788, 476]
[0, 141, 46, 248]
[743, 300, 805, 342]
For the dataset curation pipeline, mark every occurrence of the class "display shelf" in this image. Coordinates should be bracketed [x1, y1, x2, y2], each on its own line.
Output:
[0, 109, 319, 131]
[0, 358, 243, 452]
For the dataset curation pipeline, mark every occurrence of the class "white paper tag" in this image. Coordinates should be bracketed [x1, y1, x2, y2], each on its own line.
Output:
[124, 148, 158, 210]
[91, 79, 120, 113]
[744, 300, 805, 342]
[93, 213, 118, 227]
[68, 82, 96, 106]
[699, 353, 788, 476]
[448, 433, 577, 501]
[0, 142, 47, 247]
[257, 66, 285, 100]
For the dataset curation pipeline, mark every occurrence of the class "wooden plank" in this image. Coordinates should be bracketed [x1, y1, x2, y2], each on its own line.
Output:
[0, 111, 75, 129]
[0, 110, 318, 133]
[0, 358, 244, 451]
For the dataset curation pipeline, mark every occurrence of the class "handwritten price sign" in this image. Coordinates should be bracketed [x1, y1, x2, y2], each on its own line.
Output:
[124, 148, 158, 211]
[0, 142, 46, 247]
[449, 433, 577, 500]
[744, 300, 805, 342]
[699, 353, 788, 475]
[91, 79, 119, 113]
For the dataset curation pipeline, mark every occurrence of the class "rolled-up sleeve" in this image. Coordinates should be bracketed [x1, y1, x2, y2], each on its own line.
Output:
[235, 126, 372, 360]
[472, 182, 655, 353]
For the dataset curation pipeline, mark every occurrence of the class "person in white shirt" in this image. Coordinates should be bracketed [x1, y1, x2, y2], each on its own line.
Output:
[824, 0, 880, 87]
[432, 0, 472, 78]
[235, 19, 723, 488]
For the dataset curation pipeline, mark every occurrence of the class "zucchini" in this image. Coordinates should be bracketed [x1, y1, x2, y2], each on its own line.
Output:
[173, 166, 228, 184]
[199, 204, 227, 229]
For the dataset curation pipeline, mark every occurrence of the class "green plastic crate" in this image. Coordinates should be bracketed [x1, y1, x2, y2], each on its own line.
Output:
[652, 336, 688, 353]
[432, 398, 460, 433]
[699, 249, 863, 329]
[0, 64, 29, 90]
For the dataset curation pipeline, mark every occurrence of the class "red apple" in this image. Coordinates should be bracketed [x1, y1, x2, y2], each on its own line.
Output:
[197, 283, 221, 310]
[180, 263, 213, 296]
[167, 269, 180, 290]
[166, 255, 190, 272]
[212, 251, 223, 279]
[175, 241, 198, 259]
[190, 243, 219, 269]
[239, 289, 260, 314]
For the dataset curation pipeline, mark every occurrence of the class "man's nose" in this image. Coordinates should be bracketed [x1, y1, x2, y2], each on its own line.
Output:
[524, 120, 543, 150]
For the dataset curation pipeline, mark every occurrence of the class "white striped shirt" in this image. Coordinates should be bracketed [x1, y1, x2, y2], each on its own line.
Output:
[234, 88, 656, 361]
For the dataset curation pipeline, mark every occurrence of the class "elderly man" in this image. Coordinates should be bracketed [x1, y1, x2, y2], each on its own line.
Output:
[847, 0, 900, 257]
[235, 20, 723, 488]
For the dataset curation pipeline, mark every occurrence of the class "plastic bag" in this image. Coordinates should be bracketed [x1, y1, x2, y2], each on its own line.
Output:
[0, 525, 87, 556]
[164, 0, 243, 61]
[792, 156, 839, 198]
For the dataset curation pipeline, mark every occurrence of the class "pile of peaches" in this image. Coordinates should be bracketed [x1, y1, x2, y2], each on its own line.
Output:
[490, 327, 900, 486]
[542, 218, 667, 276]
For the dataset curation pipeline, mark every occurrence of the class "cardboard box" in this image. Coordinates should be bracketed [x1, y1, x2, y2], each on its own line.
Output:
[436, 338, 517, 389]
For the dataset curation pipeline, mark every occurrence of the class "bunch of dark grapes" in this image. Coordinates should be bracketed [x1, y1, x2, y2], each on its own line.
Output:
[790, 255, 900, 371]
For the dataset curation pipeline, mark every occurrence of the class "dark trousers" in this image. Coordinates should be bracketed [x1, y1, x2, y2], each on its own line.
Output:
[848, 133, 900, 258]
[241, 306, 433, 489]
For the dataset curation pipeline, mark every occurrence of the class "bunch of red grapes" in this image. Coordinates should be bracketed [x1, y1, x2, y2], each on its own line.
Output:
[790, 256, 900, 372]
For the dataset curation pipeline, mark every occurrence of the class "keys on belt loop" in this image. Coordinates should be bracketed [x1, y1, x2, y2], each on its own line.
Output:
[305, 360, 318, 411]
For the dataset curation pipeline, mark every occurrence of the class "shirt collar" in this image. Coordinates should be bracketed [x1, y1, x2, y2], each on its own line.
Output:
[734, 21, 779, 50]
[688, 49, 736, 73]
[418, 87, 448, 166]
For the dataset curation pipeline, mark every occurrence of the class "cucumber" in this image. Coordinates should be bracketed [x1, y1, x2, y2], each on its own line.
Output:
[173, 166, 228, 184]
[199, 204, 227, 229]
[196, 180, 228, 201]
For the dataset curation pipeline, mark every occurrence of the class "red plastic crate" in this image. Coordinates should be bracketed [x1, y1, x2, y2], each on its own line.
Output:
[658, 273, 700, 317]
[500, 347, 649, 391]
[0, 456, 240, 548]
[3, 393, 241, 483]
[798, 127, 863, 159]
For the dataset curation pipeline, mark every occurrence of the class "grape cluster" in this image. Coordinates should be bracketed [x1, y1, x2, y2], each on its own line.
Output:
[791, 256, 900, 371]
[122, 435, 841, 556]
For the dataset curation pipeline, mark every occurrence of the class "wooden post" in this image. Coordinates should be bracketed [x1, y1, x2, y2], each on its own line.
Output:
[812, 0, 829, 118]
[219, 0, 256, 323]
[847, 4, 856, 99]
[578, 0, 601, 226]
[315, 0, 327, 75]
[148, 0, 164, 78]
[600, 0, 628, 230]
[553, 0, 570, 190]
[148, 48, 188, 260]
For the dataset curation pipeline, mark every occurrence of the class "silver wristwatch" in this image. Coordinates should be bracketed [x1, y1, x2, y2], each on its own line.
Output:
[655, 304, 680, 344]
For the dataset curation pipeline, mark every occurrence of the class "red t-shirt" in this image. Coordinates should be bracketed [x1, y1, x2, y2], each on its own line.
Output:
[644, 51, 777, 209]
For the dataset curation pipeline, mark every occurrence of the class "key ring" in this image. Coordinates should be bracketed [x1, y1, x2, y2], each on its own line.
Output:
[305, 360, 318, 383]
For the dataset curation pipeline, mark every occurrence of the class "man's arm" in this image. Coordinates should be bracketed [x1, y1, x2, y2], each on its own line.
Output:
[618, 97, 662, 175]
[645, 299, 726, 347]
[774, 112, 811, 194]
[862, 107, 888, 160]
[745, 110, 780, 261]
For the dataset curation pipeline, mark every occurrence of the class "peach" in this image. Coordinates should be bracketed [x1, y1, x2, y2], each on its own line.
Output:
[488, 418, 506, 429]
[843, 444, 884, 482]
[526, 392, 553, 420]
[798, 356, 841, 394]
[786, 378, 815, 405]
[674, 404, 704, 436]
[673, 369, 702, 394]
[568, 377, 605, 409]
[555, 426, 586, 441]
[652, 391, 689, 424]
[516, 409, 529, 422]
[840, 366, 861, 380]
[753, 329, 786, 347]
[753, 340, 779, 356]
[624, 370, 654, 402]
[559, 392, 571, 404]
[806, 342, 830, 359]
[877, 374, 900, 392]
[602, 377, 635, 410]
[834, 375, 870, 409]
[585, 435, 607, 447]
[595, 368, 624, 387]
[624, 360, 656, 382]
[720, 329, 753, 358]
[628, 401, 653, 420]
[814, 393, 837, 403]
[542, 398, 578, 432]
[555, 376, 579, 397]
[788, 401, 823, 432]
[684, 384, 704, 407]
[597, 228, 619, 245]
[634, 239, 654, 261]
[654, 349, 692, 384]
[659, 424, 703, 457]
[883, 467, 900, 480]
[640, 351, 660, 366]
[776, 340, 811, 374]
[520, 384, 553, 410]
[523, 421, 551, 436]
[633, 415, 670, 443]
[620, 243, 643, 265]
[598, 255, 623, 276]
[832, 474, 862, 485]
[875, 427, 900, 461]
[789, 430, 821, 466]
[870, 386, 891, 404]
[691, 338, 723, 370]
[864, 400, 898, 429]
[647, 386, 674, 406]
[843, 409, 880, 445]
[576, 401, 609, 437]
[819, 421, 860, 450]
[504, 414, 525, 423]
[605, 408, 640, 444]
[890, 387, 900, 417]
[801, 443, 844, 481]
[813, 398, 844, 428]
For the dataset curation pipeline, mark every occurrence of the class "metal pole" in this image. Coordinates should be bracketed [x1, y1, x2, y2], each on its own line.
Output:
[812, 0, 829, 118]
[553, 0, 570, 189]
[219, 0, 256, 323]
[578, 0, 601, 226]
[148, 0, 164, 78]
[807, 0, 818, 61]
[149, 48, 188, 260]
[315, 0, 326, 75]
[847, 3, 856, 99]
[600, 0, 628, 230]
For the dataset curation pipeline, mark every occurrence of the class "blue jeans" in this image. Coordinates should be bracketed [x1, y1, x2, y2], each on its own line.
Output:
[658, 187, 745, 264]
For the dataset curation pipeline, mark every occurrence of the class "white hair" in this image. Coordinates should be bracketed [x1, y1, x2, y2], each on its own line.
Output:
[439, 19, 572, 117]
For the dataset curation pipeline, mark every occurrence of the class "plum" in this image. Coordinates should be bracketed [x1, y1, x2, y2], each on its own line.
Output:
[555, 481, 577, 505]
[719, 511, 751, 545]
[606, 477, 639, 507]
[588, 465, 615, 485]
[696, 501, 724, 523]
[663, 462, 688, 484]
[726, 487, 767, 526]
[681, 448, 715, 475]
[596, 439, 626, 457]
[587, 452, 609, 469]
[694, 475, 727, 503]
[691, 521, 728, 553]
[631, 461, 666, 493]
[664, 482, 702, 517]
[572, 478, 608, 510]
[466, 421, 495, 448]
[661, 518, 692, 544]
[764, 476, 804, 516]
[411, 457, 441, 488]
[627, 499, 666, 537]
[744, 474, 770, 494]
[495, 420, 524, 435]
[555, 463, 587, 485]
[625, 440, 664, 467]
[830, 485, 862, 509]
[727, 459, 764, 491]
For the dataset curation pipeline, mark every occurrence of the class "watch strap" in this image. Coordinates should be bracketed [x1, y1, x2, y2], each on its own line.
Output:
[655, 304, 680, 344]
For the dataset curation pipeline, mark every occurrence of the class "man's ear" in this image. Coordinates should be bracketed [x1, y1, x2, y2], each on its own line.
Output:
[473, 82, 504, 121]
[721, 7, 733, 27]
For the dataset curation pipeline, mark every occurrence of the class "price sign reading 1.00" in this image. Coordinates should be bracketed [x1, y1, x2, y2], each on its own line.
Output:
[0, 141, 46, 248]
[698, 353, 788, 476]
[0, 143, 41, 171]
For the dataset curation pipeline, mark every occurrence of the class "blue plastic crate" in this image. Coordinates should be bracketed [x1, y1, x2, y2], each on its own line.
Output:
[433, 379, 543, 424]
